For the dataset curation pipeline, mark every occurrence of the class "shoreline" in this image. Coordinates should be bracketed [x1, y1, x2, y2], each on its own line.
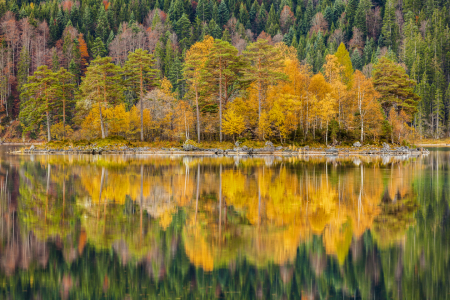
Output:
[12, 146, 431, 157]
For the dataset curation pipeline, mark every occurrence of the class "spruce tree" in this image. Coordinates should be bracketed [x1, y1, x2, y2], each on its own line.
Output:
[96, 5, 110, 43]
[351, 49, 362, 70]
[92, 37, 107, 58]
[218, 0, 230, 27]
[381, 0, 399, 51]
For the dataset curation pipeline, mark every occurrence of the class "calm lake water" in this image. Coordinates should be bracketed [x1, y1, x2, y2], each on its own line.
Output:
[0, 147, 449, 299]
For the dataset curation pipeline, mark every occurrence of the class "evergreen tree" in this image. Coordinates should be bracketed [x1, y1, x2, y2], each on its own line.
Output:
[79, 56, 124, 138]
[168, 54, 184, 97]
[266, 4, 279, 36]
[176, 14, 192, 50]
[83, 6, 93, 34]
[17, 47, 31, 94]
[196, 0, 211, 22]
[218, 0, 230, 27]
[19, 66, 59, 142]
[92, 37, 107, 58]
[351, 49, 362, 70]
[373, 57, 420, 118]
[96, 5, 110, 43]
[239, 3, 249, 28]
[51, 48, 60, 72]
[169, 0, 185, 25]
[124, 49, 158, 141]
[381, 0, 399, 51]
[354, 0, 371, 35]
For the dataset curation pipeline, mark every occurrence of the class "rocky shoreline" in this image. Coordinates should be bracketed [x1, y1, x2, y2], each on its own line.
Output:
[15, 141, 430, 156]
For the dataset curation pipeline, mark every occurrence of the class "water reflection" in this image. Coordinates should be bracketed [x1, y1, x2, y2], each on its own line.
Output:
[1, 151, 449, 299]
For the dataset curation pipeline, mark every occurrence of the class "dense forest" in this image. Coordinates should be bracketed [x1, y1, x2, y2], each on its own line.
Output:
[0, 0, 449, 144]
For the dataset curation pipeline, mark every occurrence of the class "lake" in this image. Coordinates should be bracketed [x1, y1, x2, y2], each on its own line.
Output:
[0, 147, 449, 299]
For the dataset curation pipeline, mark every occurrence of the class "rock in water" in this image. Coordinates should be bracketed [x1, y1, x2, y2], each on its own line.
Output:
[353, 142, 362, 147]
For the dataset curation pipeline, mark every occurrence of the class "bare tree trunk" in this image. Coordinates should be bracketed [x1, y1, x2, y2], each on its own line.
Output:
[46, 111, 51, 142]
[140, 65, 144, 141]
[99, 103, 106, 139]
[219, 67, 223, 142]
[195, 87, 200, 143]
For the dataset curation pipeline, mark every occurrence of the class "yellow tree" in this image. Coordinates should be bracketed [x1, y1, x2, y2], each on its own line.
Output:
[318, 93, 337, 145]
[351, 71, 383, 142]
[334, 43, 354, 88]
[323, 55, 347, 127]
[308, 73, 331, 139]
[184, 36, 214, 143]
[222, 107, 245, 142]
[243, 39, 286, 128]
[173, 101, 195, 140]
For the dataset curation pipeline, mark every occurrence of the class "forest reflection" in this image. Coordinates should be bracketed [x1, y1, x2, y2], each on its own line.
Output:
[1, 152, 448, 299]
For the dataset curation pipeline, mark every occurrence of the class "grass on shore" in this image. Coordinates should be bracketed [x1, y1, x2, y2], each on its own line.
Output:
[42, 137, 277, 150]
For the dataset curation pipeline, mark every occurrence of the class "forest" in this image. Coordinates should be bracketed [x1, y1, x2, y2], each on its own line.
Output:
[0, 0, 449, 144]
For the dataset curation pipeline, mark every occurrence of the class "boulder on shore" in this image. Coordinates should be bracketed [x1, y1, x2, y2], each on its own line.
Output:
[353, 142, 362, 147]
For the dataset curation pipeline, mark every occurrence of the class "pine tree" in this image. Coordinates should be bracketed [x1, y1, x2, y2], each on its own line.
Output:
[381, 0, 399, 51]
[79, 56, 124, 138]
[196, 0, 211, 22]
[373, 57, 420, 118]
[92, 37, 107, 58]
[168, 0, 185, 25]
[354, 0, 371, 35]
[83, 6, 93, 34]
[168, 55, 184, 98]
[96, 5, 110, 43]
[351, 49, 362, 70]
[17, 47, 30, 94]
[222, 28, 231, 43]
[106, 30, 114, 48]
[218, 0, 230, 27]
[243, 39, 286, 129]
[239, 3, 249, 28]
[204, 39, 246, 142]
[345, 0, 358, 30]
[176, 14, 192, 50]
[124, 49, 158, 141]
[19, 66, 59, 142]
[54, 68, 75, 139]
[266, 4, 279, 36]
[51, 48, 60, 71]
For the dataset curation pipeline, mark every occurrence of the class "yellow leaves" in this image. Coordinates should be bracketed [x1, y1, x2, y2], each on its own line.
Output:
[173, 101, 195, 140]
[50, 122, 74, 140]
[160, 77, 174, 97]
[105, 104, 129, 136]
[222, 107, 245, 139]
[80, 104, 152, 139]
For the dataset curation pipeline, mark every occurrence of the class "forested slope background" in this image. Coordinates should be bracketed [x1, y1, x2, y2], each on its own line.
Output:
[0, 0, 449, 144]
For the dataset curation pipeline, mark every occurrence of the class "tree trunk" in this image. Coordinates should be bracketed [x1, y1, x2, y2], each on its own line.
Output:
[360, 118, 364, 142]
[63, 96, 66, 140]
[99, 103, 106, 139]
[46, 111, 51, 142]
[219, 66, 222, 143]
[140, 65, 144, 142]
[195, 87, 200, 143]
